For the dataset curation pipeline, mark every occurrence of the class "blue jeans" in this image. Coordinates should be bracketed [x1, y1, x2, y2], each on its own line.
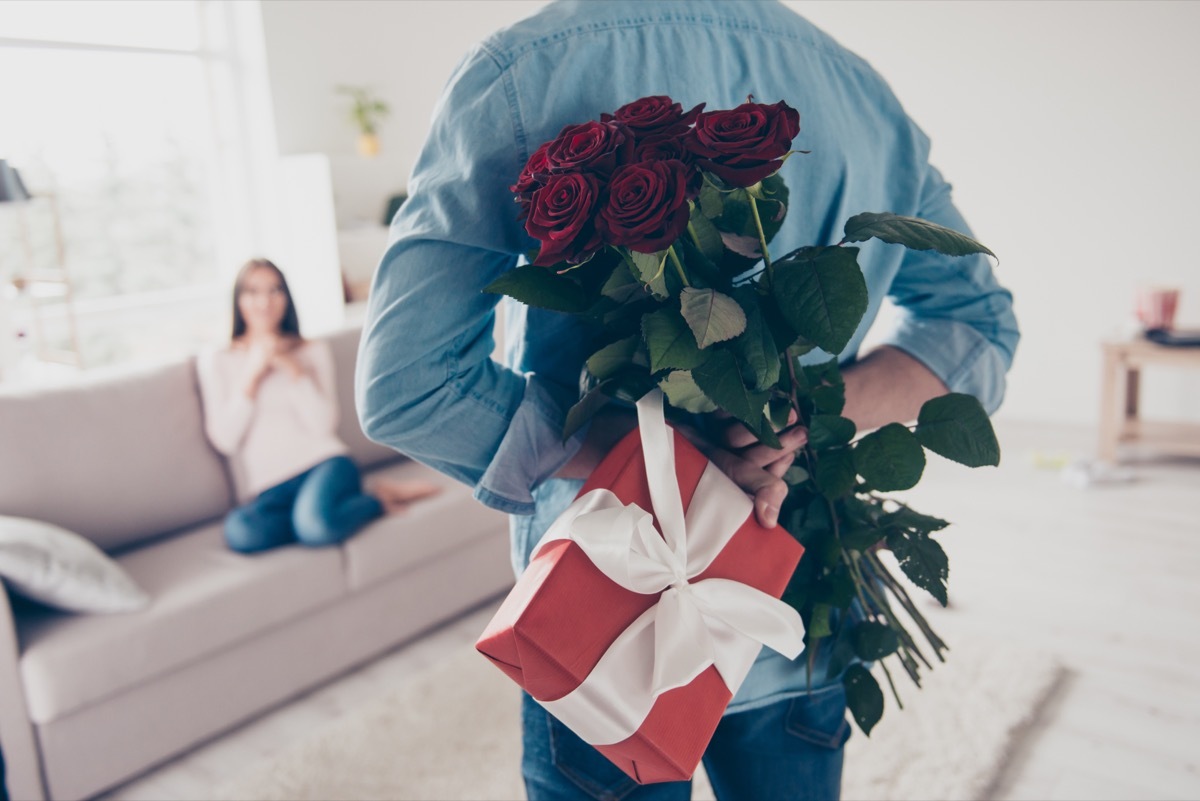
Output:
[521, 682, 851, 801]
[223, 455, 383, 552]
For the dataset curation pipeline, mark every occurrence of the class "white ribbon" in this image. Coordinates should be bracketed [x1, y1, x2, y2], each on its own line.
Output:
[532, 389, 805, 746]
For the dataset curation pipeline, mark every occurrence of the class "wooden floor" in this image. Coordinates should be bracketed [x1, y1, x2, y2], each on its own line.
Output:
[99, 420, 1200, 801]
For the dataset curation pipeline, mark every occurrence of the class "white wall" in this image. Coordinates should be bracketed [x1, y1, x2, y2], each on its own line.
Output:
[260, 0, 1200, 425]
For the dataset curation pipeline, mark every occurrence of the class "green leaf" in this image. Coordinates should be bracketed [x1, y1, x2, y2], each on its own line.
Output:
[698, 181, 724, 218]
[811, 385, 846, 416]
[563, 380, 613, 442]
[783, 465, 810, 485]
[814, 447, 857, 498]
[840, 525, 885, 552]
[843, 664, 885, 736]
[853, 423, 926, 491]
[680, 287, 747, 349]
[482, 265, 591, 313]
[731, 287, 781, 391]
[915, 393, 1001, 467]
[766, 397, 793, 432]
[692, 349, 773, 441]
[809, 603, 833, 639]
[688, 205, 725, 264]
[642, 308, 707, 373]
[772, 246, 868, 355]
[841, 212, 996, 259]
[585, 336, 639, 382]
[888, 529, 949, 606]
[883, 506, 950, 533]
[808, 414, 856, 450]
[628, 250, 669, 299]
[600, 261, 647, 304]
[852, 622, 901, 661]
[659, 370, 719, 414]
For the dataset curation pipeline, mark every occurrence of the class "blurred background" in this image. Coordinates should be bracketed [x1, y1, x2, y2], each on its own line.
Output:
[0, 0, 1197, 427]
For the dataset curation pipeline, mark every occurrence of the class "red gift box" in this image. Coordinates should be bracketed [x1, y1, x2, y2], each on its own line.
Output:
[476, 408, 805, 784]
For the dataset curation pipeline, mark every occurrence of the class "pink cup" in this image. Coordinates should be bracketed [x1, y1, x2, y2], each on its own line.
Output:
[1135, 286, 1180, 331]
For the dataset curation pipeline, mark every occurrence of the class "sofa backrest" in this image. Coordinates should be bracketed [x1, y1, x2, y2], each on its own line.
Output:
[0, 359, 234, 552]
[324, 326, 401, 470]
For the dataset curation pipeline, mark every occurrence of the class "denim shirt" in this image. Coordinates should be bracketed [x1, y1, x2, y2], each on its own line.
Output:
[356, 0, 1019, 713]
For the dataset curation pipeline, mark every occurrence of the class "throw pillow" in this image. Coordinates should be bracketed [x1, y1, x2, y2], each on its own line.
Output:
[0, 515, 150, 613]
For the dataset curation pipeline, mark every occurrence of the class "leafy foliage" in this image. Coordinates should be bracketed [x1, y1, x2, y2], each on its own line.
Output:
[488, 102, 1003, 735]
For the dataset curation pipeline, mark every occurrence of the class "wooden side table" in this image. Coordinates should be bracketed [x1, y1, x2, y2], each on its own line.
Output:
[1099, 337, 1200, 462]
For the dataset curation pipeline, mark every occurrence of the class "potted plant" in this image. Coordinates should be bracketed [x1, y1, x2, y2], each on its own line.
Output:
[337, 86, 390, 158]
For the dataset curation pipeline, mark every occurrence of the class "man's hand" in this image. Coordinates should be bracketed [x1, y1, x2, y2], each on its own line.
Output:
[556, 405, 807, 529]
[678, 413, 807, 529]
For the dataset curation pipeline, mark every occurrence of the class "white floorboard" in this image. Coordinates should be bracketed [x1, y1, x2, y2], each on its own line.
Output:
[96, 420, 1200, 801]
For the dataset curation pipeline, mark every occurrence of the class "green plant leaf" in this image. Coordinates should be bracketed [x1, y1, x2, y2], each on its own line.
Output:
[659, 370, 719, 414]
[811, 385, 846, 416]
[843, 663, 884, 736]
[883, 506, 950, 533]
[766, 396, 793, 432]
[783, 465, 810, 485]
[680, 287, 747, 349]
[730, 287, 780, 391]
[841, 212, 996, 259]
[585, 336, 639, 382]
[853, 423, 926, 491]
[772, 246, 868, 355]
[814, 447, 857, 498]
[692, 349, 774, 444]
[628, 250, 669, 299]
[601, 262, 647, 304]
[887, 529, 950, 606]
[642, 308, 708, 373]
[698, 181, 724, 218]
[482, 265, 591, 313]
[808, 414, 856, 450]
[563, 380, 614, 442]
[915, 393, 1001, 467]
[809, 603, 833, 639]
[852, 622, 901, 661]
[688, 205, 726, 264]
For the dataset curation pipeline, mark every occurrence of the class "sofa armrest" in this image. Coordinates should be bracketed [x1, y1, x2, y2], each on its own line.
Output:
[0, 590, 46, 800]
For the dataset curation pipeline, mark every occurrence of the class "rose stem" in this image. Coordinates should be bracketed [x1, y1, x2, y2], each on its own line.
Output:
[666, 246, 690, 288]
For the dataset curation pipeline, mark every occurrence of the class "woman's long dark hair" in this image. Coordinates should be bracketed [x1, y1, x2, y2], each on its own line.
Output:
[230, 258, 301, 341]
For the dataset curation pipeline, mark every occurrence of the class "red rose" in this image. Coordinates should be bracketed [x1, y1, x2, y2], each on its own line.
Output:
[686, 100, 800, 187]
[545, 120, 634, 178]
[512, 141, 552, 198]
[526, 172, 603, 267]
[603, 95, 704, 138]
[597, 159, 692, 254]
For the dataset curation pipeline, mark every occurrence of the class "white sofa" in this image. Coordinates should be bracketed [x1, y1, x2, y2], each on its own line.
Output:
[0, 326, 514, 800]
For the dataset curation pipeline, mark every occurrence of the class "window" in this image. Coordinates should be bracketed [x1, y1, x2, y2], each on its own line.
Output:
[0, 1, 273, 370]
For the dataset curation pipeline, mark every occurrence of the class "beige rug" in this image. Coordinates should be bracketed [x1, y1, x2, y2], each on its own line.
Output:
[217, 635, 1062, 801]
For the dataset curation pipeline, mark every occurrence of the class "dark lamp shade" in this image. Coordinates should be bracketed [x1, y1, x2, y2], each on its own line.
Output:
[0, 160, 32, 203]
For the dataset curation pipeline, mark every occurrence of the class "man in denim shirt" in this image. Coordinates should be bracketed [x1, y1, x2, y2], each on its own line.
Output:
[357, 1, 1019, 798]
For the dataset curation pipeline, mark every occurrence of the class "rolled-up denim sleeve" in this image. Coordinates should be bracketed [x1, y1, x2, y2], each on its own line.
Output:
[879, 161, 1020, 414]
[354, 45, 585, 515]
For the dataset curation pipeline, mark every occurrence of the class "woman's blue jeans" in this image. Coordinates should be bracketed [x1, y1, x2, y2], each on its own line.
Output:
[521, 681, 851, 801]
[223, 455, 383, 552]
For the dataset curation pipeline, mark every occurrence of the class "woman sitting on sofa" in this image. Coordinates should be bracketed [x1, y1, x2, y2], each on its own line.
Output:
[197, 258, 439, 553]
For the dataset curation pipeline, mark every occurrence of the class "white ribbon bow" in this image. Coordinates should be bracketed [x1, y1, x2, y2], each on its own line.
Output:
[533, 389, 805, 746]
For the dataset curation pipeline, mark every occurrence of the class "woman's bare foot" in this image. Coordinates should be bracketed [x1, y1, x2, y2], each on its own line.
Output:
[371, 479, 443, 515]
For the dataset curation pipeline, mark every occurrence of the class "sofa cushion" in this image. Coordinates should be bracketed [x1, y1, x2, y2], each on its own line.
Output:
[17, 522, 347, 724]
[0, 359, 233, 552]
[344, 461, 509, 591]
[324, 326, 404, 470]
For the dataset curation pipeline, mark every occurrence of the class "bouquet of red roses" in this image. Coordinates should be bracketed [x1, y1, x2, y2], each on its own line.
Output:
[486, 95, 1000, 735]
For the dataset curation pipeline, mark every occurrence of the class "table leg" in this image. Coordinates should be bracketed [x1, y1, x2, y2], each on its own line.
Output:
[1098, 347, 1121, 463]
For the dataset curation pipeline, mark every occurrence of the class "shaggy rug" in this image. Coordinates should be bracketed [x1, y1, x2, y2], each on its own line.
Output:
[217, 635, 1062, 801]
